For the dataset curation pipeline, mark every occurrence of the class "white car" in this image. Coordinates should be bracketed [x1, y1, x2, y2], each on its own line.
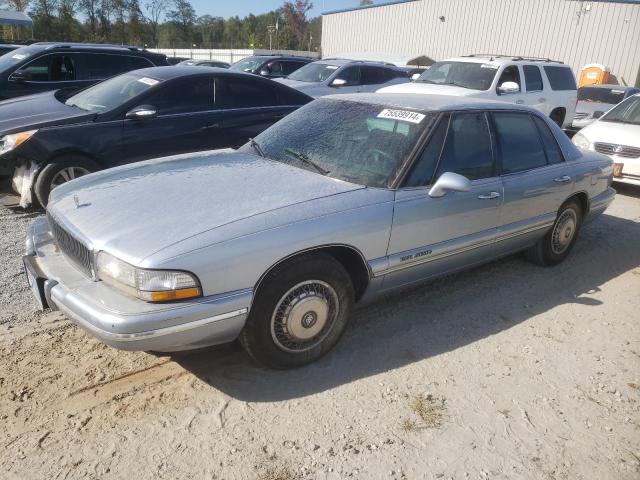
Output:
[572, 94, 640, 187]
[378, 55, 577, 128]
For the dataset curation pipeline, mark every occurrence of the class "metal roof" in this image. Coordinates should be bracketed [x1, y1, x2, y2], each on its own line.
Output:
[323, 0, 640, 15]
[0, 10, 33, 27]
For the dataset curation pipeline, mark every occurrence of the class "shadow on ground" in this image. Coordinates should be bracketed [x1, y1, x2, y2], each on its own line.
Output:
[173, 210, 640, 402]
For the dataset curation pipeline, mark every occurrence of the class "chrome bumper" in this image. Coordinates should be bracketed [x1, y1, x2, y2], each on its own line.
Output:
[25, 218, 252, 352]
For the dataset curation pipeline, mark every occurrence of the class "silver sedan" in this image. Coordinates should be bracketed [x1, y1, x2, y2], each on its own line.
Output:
[24, 93, 615, 368]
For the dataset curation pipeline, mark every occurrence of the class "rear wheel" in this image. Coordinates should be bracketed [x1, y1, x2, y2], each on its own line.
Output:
[525, 199, 583, 266]
[34, 156, 98, 207]
[239, 252, 354, 369]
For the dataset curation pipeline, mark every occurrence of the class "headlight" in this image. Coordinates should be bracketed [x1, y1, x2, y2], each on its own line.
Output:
[0, 129, 38, 156]
[96, 252, 201, 302]
[572, 132, 591, 150]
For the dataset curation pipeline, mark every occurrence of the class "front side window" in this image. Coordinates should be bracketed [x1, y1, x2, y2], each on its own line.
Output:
[416, 61, 498, 91]
[16, 53, 76, 82]
[265, 61, 283, 76]
[229, 56, 265, 73]
[543, 66, 577, 91]
[65, 72, 163, 113]
[242, 99, 431, 188]
[335, 66, 361, 85]
[493, 112, 547, 173]
[435, 112, 494, 180]
[404, 115, 449, 187]
[287, 62, 340, 82]
[497, 65, 521, 93]
[601, 95, 640, 125]
[523, 65, 543, 92]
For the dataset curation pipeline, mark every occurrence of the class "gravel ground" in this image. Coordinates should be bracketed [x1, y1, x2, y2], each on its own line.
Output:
[0, 185, 639, 480]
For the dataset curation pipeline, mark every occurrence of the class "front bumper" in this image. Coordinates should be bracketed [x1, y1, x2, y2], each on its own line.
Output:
[24, 217, 252, 352]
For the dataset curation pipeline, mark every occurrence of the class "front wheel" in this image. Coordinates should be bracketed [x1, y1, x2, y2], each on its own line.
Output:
[34, 156, 98, 208]
[239, 253, 355, 369]
[525, 199, 583, 266]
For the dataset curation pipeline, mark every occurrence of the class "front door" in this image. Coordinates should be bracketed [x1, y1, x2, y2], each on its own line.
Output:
[492, 112, 574, 253]
[383, 112, 503, 290]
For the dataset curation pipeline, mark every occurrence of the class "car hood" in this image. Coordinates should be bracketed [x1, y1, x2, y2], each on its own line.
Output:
[575, 101, 614, 116]
[47, 150, 366, 266]
[0, 91, 94, 135]
[582, 120, 640, 148]
[377, 82, 479, 96]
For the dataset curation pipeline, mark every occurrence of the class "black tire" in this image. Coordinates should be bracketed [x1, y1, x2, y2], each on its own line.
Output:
[550, 109, 565, 128]
[525, 199, 583, 267]
[239, 252, 355, 369]
[34, 156, 98, 208]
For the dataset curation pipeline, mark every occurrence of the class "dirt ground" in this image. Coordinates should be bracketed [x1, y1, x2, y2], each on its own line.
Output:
[1, 186, 639, 480]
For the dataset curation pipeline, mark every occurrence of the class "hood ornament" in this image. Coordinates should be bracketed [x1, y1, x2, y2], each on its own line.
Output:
[73, 194, 90, 209]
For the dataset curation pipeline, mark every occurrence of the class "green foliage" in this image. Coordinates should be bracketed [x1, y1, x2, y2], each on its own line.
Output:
[18, 0, 322, 50]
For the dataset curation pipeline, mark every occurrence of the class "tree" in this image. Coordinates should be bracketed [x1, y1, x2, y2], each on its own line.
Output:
[281, 0, 312, 50]
[360, 0, 373, 5]
[80, 0, 99, 40]
[30, 0, 59, 40]
[167, 0, 195, 46]
[144, 0, 168, 47]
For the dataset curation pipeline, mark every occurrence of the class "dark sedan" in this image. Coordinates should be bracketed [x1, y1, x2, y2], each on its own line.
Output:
[1, 66, 312, 207]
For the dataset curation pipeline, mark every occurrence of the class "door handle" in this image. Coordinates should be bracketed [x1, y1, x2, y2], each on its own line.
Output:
[538, 97, 547, 103]
[477, 191, 501, 199]
[200, 123, 221, 131]
[554, 175, 572, 183]
[516, 100, 524, 104]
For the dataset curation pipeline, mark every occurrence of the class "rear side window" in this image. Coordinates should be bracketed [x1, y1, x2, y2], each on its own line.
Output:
[404, 114, 449, 187]
[493, 112, 547, 173]
[532, 116, 564, 164]
[224, 78, 277, 107]
[523, 65, 543, 92]
[543, 66, 577, 91]
[275, 84, 311, 106]
[435, 112, 494, 181]
[127, 56, 154, 70]
[361, 66, 390, 85]
[282, 61, 304, 75]
[145, 76, 217, 115]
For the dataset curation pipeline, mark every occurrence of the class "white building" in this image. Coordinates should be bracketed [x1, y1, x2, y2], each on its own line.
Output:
[321, 0, 640, 86]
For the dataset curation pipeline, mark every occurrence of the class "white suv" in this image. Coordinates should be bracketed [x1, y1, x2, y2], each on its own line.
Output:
[378, 55, 577, 128]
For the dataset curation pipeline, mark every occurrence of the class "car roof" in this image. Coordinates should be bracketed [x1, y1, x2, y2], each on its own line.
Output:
[443, 55, 567, 66]
[127, 65, 277, 81]
[244, 55, 313, 61]
[25, 42, 162, 56]
[310, 58, 404, 69]
[323, 92, 542, 114]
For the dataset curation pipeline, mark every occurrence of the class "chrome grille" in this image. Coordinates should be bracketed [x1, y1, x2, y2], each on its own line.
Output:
[594, 142, 640, 159]
[47, 213, 94, 278]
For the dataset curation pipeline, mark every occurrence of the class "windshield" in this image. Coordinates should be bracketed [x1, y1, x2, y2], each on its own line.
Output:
[287, 62, 340, 82]
[601, 95, 640, 125]
[416, 61, 498, 90]
[578, 86, 627, 104]
[0, 45, 39, 72]
[229, 57, 264, 73]
[65, 73, 162, 113]
[240, 99, 431, 188]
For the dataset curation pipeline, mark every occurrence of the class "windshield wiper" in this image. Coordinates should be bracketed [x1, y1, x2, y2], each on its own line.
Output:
[445, 81, 473, 90]
[248, 137, 266, 158]
[284, 148, 329, 175]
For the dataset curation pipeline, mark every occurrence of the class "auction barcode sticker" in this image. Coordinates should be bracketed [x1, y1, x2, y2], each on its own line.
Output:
[138, 77, 159, 86]
[377, 109, 425, 124]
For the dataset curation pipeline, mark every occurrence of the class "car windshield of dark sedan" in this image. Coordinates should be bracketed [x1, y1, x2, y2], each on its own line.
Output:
[578, 86, 627, 104]
[0, 45, 39, 72]
[287, 63, 341, 82]
[65, 73, 162, 113]
[416, 61, 498, 90]
[601, 95, 640, 125]
[243, 99, 431, 188]
[230, 57, 264, 73]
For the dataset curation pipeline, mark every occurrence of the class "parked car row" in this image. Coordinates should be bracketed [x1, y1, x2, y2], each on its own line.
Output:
[0, 42, 621, 368]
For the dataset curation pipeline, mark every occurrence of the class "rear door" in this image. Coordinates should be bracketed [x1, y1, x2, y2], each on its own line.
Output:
[121, 75, 225, 163]
[492, 111, 573, 253]
[522, 64, 550, 114]
[383, 111, 503, 290]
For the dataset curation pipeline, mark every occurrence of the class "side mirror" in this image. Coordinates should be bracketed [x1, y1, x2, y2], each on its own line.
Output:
[497, 81, 520, 94]
[9, 70, 27, 83]
[593, 111, 604, 119]
[259, 69, 270, 76]
[125, 105, 157, 120]
[428, 172, 472, 198]
[330, 78, 347, 87]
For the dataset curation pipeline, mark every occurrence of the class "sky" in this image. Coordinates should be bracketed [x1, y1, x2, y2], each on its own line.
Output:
[189, 0, 362, 19]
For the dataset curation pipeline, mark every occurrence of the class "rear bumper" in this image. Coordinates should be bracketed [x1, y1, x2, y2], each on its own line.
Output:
[25, 217, 252, 352]
[585, 187, 616, 224]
